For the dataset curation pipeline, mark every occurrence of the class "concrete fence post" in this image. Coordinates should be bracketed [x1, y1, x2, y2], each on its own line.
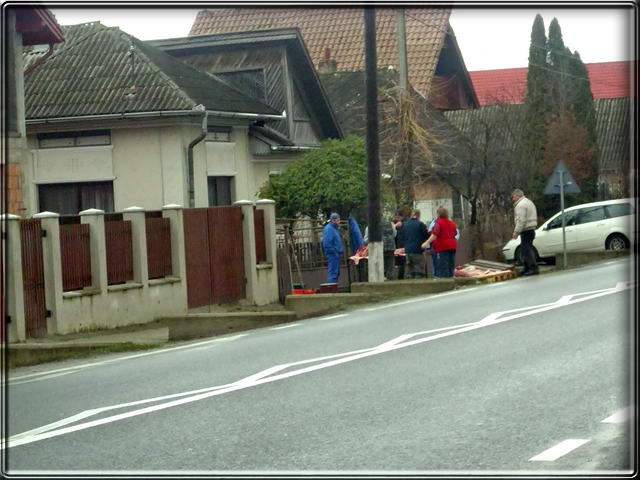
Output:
[162, 204, 187, 308]
[33, 211, 63, 335]
[255, 199, 279, 305]
[79, 208, 108, 294]
[1, 214, 26, 342]
[122, 206, 148, 286]
[234, 200, 258, 304]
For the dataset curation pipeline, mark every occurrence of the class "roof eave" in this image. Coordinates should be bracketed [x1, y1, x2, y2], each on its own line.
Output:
[446, 24, 480, 109]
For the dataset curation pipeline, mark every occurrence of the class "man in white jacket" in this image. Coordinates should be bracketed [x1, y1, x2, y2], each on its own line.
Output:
[511, 189, 539, 275]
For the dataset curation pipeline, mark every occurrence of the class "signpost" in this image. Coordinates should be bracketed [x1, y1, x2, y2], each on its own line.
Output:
[543, 161, 580, 269]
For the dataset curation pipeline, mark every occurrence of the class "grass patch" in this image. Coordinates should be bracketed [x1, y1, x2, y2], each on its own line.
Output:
[9, 343, 161, 369]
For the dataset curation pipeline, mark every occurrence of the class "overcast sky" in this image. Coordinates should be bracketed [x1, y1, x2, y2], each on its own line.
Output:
[47, 5, 634, 72]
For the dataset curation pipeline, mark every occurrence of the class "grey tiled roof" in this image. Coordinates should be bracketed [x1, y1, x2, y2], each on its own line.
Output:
[24, 22, 280, 119]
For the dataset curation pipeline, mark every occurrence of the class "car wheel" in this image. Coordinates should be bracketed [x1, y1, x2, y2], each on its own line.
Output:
[606, 233, 629, 251]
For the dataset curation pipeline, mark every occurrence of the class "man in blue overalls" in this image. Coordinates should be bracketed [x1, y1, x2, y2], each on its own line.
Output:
[322, 212, 343, 283]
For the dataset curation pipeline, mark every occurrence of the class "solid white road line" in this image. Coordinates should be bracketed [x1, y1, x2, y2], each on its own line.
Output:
[602, 406, 634, 423]
[529, 439, 590, 461]
[270, 323, 301, 330]
[4, 282, 630, 449]
[318, 314, 347, 321]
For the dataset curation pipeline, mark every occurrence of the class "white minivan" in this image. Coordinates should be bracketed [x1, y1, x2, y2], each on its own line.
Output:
[502, 198, 636, 264]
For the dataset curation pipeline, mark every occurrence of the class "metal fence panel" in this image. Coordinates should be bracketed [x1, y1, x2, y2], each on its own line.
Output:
[60, 223, 92, 291]
[105, 220, 133, 285]
[146, 217, 172, 279]
[208, 206, 246, 304]
[20, 219, 47, 337]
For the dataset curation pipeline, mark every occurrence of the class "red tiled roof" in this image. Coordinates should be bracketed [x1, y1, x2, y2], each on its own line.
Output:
[470, 61, 634, 105]
[189, 7, 451, 96]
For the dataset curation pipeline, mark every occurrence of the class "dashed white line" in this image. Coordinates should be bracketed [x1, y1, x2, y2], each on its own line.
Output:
[529, 439, 590, 461]
[602, 406, 634, 423]
[270, 323, 301, 330]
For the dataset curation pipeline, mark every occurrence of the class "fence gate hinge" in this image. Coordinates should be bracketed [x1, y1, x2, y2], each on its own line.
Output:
[5, 315, 11, 324]
[1, 231, 6, 240]
[41, 229, 47, 238]
[45, 310, 52, 318]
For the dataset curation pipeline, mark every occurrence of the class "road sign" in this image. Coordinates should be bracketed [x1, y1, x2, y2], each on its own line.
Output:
[544, 161, 581, 195]
[543, 161, 580, 269]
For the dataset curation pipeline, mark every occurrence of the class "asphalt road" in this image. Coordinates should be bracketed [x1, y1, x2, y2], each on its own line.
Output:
[2, 258, 635, 474]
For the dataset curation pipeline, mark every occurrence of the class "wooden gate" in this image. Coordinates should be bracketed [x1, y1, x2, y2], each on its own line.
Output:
[20, 219, 48, 338]
[183, 206, 246, 308]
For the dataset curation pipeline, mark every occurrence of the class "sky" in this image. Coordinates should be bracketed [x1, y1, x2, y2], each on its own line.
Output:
[45, 4, 634, 72]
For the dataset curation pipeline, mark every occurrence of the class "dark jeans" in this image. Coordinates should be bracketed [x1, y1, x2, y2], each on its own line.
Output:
[520, 229, 538, 272]
[326, 253, 341, 283]
[384, 250, 395, 280]
[406, 253, 425, 278]
[436, 249, 456, 277]
[395, 255, 406, 279]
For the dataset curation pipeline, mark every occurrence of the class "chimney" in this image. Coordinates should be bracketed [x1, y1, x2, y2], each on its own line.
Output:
[317, 47, 337, 74]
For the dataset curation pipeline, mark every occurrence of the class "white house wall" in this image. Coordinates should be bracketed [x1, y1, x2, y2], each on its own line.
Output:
[111, 128, 166, 211]
[26, 123, 299, 215]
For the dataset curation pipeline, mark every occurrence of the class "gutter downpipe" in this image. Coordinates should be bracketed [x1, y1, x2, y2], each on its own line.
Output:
[187, 105, 207, 208]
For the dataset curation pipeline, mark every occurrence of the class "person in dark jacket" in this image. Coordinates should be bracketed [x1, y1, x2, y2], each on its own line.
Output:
[402, 209, 429, 279]
[322, 212, 344, 283]
[393, 209, 407, 279]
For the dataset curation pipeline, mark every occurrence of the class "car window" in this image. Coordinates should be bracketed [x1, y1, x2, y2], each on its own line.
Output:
[547, 210, 578, 229]
[576, 206, 606, 225]
[605, 203, 633, 218]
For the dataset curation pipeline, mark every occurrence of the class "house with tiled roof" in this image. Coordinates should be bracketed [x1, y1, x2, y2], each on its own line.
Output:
[180, 7, 478, 220]
[187, 7, 478, 110]
[455, 61, 635, 198]
[21, 22, 339, 216]
[469, 61, 633, 105]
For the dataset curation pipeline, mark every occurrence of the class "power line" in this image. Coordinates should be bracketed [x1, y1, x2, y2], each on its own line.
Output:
[397, 8, 628, 92]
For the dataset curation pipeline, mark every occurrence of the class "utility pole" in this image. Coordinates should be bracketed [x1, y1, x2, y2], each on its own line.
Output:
[395, 8, 413, 207]
[395, 9, 409, 90]
[364, 7, 384, 282]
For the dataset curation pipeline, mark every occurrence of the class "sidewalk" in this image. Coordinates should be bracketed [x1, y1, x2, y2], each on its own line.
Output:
[5, 252, 625, 369]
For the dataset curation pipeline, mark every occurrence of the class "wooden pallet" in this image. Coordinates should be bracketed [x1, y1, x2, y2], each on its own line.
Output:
[481, 270, 517, 283]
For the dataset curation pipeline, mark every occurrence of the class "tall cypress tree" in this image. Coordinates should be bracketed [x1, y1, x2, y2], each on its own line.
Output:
[522, 14, 549, 186]
[522, 15, 601, 215]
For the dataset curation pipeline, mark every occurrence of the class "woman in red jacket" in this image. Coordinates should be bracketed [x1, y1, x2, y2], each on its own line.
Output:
[422, 207, 458, 277]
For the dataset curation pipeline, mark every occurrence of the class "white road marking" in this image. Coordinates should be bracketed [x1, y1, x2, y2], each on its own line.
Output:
[3, 282, 631, 450]
[363, 288, 479, 311]
[602, 406, 634, 423]
[270, 323, 301, 330]
[529, 439, 590, 461]
[8, 334, 248, 383]
[6, 371, 75, 386]
[318, 314, 347, 321]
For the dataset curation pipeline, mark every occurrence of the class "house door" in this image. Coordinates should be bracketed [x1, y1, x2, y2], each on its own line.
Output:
[183, 206, 246, 308]
[20, 219, 48, 338]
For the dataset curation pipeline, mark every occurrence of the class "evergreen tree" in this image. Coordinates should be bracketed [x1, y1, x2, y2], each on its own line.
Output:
[521, 14, 550, 192]
[522, 15, 601, 217]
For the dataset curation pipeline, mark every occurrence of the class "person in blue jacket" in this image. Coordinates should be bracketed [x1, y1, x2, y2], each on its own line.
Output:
[322, 212, 344, 283]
